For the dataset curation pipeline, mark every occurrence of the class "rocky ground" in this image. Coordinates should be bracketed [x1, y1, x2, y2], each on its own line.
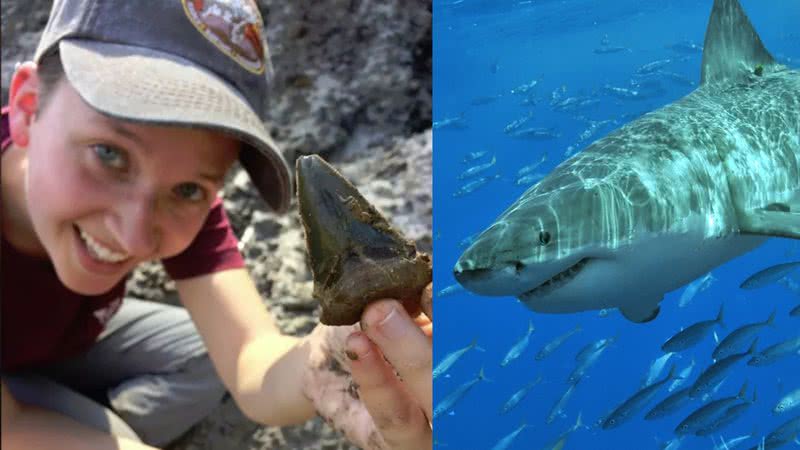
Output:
[2, 1, 432, 449]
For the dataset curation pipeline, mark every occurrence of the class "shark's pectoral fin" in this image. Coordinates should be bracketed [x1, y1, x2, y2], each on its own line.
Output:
[737, 202, 800, 240]
[620, 303, 661, 324]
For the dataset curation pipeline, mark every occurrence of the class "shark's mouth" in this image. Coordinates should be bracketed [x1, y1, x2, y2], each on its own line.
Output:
[520, 258, 590, 298]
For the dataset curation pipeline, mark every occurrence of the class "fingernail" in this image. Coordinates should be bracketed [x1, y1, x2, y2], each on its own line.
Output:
[374, 304, 405, 339]
[346, 331, 372, 360]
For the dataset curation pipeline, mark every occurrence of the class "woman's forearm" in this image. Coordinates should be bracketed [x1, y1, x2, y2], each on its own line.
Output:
[233, 332, 317, 425]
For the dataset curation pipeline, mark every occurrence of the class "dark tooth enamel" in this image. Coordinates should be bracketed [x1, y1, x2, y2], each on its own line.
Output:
[296, 155, 432, 326]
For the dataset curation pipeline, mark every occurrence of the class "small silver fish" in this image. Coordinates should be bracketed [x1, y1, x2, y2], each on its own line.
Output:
[674, 381, 749, 435]
[690, 339, 758, 398]
[645, 386, 693, 421]
[489, 422, 528, 450]
[603, 365, 677, 429]
[433, 114, 467, 130]
[503, 111, 535, 134]
[462, 150, 489, 163]
[510, 78, 541, 95]
[499, 375, 543, 414]
[547, 383, 579, 424]
[508, 127, 561, 140]
[516, 153, 548, 177]
[667, 40, 703, 54]
[636, 58, 672, 74]
[457, 156, 497, 180]
[594, 45, 631, 54]
[668, 359, 696, 392]
[536, 325, 582, 361]
[568, 336, 616, 384]
[436, 283, 465, 298]
[773, 387, 800, 415]
[758, 415, 800, 449]
[514, 172, 546, 186]
[778, 274, 800, 296]
[542, 413, 584, 450]
[741, 261, 800, 289]
[712, 310, 775, 360]
[500, 320, 535, 366]
[642, 352, 675, 387]
[452, 174, 501, 198]
[662, 304, 724, 352]
[748, 335, 800, 366]
[677, 272, 716, 308]
[433, 340, 483, 379]
[433, 368, 487, 419]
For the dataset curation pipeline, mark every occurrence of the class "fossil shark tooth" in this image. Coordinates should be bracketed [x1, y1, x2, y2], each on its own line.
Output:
[296, 154, 432, 326]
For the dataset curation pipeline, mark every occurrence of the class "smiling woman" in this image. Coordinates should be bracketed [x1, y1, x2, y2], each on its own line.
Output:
[1, 0, 432, 449]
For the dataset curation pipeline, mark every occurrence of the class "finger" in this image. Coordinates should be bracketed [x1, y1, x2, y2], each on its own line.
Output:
[361, 299, 432, 420]
[419, 321, 433, 339]
[413, 313, 430, 327]
[420, 283, 433, 321]
[346, 332, 432, 450]
[413, 313, 432, 339]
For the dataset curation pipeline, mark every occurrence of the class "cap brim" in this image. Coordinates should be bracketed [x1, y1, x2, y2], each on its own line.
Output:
[58, 39, 292, 213]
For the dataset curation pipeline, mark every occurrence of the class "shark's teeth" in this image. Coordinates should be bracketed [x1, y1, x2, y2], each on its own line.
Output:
[79, 228, 129, 263]
[523, 258, 589, 297]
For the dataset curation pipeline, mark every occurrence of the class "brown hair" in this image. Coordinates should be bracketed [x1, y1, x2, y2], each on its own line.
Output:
[35, 51, 66, 114]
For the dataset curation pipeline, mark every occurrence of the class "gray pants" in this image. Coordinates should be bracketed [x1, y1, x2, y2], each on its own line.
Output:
[3, 299, 228, 447]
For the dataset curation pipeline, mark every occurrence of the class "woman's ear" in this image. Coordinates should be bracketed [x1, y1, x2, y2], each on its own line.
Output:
[8, 61, 40, 148]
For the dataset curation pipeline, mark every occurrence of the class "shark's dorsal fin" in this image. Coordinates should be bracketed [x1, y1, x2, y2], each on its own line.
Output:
[700, 0, 776, 85]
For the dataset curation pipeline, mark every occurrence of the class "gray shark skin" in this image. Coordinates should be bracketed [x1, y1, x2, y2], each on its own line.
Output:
[453, 0, 800, 323]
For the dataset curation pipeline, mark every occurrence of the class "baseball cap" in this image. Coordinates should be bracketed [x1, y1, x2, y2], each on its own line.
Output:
[33, 0, 292, 213]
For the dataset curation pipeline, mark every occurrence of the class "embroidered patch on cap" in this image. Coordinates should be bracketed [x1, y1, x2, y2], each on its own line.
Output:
[182, 0, 269, 75]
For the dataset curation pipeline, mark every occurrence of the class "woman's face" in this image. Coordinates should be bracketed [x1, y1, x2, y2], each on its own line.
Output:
[9, 72, 240, 295]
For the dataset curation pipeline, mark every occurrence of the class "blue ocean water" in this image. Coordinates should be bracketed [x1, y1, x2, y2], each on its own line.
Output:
[432, 0, 800, 449]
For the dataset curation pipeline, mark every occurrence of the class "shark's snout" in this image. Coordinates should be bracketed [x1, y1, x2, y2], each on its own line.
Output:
[453, 220, 545, 296]
[453, 255, 530, 296]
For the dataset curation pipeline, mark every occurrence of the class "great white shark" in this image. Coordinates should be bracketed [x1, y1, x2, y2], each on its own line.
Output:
[453, 0, 799, 323]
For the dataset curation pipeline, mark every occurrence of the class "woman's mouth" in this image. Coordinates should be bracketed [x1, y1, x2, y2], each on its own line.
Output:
[73, 225, 131, 271]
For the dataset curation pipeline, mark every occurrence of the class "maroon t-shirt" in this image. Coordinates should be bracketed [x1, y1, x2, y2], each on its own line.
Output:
[1, 107, 246, 370]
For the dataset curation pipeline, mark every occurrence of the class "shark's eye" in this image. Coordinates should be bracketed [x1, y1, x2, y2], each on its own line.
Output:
[539, 231, 551, 245]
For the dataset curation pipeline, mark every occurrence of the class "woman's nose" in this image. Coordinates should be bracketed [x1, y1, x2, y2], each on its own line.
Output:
[114, 195, 161, 257]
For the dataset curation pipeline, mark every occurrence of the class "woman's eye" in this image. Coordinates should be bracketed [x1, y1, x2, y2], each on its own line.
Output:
[174, 183, 205, 202]
[93, 144, 127, 170]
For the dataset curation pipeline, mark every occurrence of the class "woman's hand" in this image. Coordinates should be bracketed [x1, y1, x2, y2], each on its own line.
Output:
[302, 284, 432, 450]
